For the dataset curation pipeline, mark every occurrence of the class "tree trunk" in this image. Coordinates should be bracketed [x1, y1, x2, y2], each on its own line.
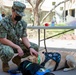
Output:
[33, 7, 40, 26]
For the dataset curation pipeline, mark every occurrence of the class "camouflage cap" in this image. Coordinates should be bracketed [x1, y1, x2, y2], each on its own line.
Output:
[12, 1, 26, 16]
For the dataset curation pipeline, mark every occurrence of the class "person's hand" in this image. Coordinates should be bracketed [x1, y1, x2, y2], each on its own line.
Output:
[17, 46, 24, 57]
[29, 48, 38, 57]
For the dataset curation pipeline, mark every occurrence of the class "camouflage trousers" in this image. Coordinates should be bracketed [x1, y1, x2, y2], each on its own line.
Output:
[0, 42, 38, 63]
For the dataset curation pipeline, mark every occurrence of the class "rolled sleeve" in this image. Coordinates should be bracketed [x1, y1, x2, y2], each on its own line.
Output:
[21, 21, 27, 37]
[22, 29, 27, 37]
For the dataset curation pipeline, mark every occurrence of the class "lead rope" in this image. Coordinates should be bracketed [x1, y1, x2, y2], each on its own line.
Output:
[44, 29, 47, 52]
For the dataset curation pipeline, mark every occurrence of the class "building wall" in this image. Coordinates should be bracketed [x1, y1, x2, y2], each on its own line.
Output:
[66, 0, 76, 18]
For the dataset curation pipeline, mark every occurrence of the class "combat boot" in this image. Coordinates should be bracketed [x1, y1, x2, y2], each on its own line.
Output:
[12, 55, 21, 66]
[2, 62, 9, 72]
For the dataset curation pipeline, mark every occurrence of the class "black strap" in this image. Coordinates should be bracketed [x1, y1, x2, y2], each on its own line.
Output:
[41, 52, 61, 71]
[53, 63, 59, 71]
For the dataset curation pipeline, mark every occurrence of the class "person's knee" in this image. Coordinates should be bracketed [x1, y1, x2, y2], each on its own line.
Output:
[33, 44, 38, 51]
[0, 45, 14, 62]
[30, 42, 39, 51]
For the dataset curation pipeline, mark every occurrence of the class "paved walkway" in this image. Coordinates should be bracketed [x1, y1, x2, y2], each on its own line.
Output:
[29, 39, 76, 51]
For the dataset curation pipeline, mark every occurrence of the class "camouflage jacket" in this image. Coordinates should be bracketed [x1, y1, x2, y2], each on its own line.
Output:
[0, 15, 27, 45]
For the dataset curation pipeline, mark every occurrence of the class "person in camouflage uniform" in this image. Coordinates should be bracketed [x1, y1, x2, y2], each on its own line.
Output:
[0, 1, 38, 72]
